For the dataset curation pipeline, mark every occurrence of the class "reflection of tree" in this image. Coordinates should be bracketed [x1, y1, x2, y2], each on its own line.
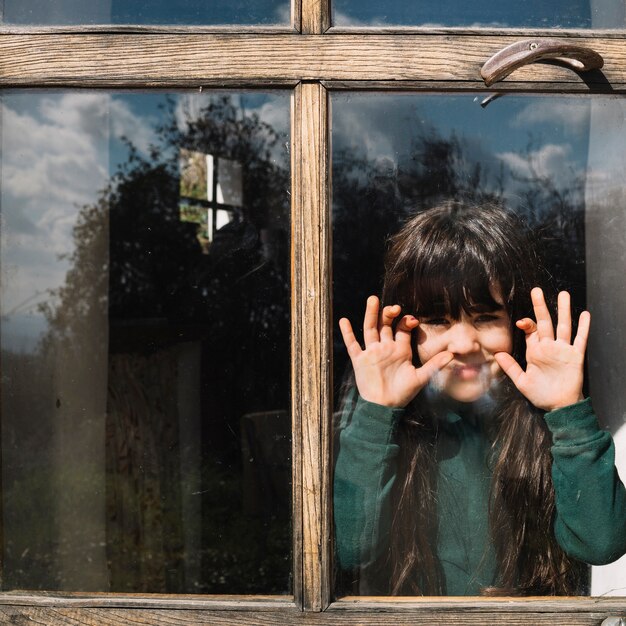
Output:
[35, 95, 291, 594]
[507, 136, 586, 308]
[38, 192, 109, 355]
[332, 126, 586, 398]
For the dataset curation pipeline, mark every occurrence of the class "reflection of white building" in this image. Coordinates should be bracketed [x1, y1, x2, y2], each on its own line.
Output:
[206, 154, 243, 240]
[591, 425, 626, 596]
[586, 98, 626, 597]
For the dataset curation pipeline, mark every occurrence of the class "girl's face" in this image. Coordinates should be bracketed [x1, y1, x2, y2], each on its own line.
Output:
[416, 295, 513, 403]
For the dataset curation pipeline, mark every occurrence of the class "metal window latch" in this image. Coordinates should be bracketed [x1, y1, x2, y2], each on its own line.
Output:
[481, 38, 604, 86]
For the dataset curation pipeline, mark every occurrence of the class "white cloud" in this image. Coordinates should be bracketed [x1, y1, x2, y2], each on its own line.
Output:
[513, 100, 591, 134]
[498, 143, 574, 181]
[273, 3, 291, 24]
[331, 10, 371, 26]
[1, 93, 154, 329]
[40, 93, 157, 154]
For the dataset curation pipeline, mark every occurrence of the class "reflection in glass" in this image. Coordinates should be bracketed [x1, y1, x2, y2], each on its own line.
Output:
[333, 0, 625, 28]
[2, 0, 289, 26]
[0, 91, 291, 593]
[332, 93, 626, 596]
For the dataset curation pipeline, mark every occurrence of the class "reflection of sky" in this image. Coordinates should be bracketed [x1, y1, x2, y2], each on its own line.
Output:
[3, 0, 289, 25]
[0, 91, 289, 353]
[332, 93, 596, 209]
[334, 0, 625, 27]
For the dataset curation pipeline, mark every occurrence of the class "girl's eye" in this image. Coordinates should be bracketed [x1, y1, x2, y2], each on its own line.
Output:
[475, 314, 500, 323]
[422, 317, 449, 327]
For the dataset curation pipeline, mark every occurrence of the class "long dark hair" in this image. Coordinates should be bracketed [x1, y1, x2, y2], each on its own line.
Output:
[382, 201, 585, 595]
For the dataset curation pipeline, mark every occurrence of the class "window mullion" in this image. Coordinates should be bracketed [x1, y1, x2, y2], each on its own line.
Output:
[301, 0, 330, 34]
[291, 80, 332, 611]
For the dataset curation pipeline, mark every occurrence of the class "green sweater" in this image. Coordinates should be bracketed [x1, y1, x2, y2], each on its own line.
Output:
[334, 395, 626, 595]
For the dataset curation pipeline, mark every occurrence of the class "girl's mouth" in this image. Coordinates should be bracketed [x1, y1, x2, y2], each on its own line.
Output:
[452, 363, 485, 381]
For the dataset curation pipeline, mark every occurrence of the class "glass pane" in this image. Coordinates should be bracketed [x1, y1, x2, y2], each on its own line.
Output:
[0, 90, 291, 593]
[2, 0, 289, 26]
[333, 0, 625, 28]
[332, 93, 626, 597]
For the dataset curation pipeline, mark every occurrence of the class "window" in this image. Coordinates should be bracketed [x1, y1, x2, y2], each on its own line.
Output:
[0, 0, 626, 623]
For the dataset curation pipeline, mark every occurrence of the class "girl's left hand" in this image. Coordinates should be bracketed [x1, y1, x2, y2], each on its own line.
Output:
[494, 287, 590, 412]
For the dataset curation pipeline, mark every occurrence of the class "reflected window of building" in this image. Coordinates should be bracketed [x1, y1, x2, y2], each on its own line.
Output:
[179, 150, 243, 253]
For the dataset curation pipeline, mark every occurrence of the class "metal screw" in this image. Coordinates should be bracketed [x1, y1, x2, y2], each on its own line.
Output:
[529, 42, 538, 50]
[601, 618, 626, 626]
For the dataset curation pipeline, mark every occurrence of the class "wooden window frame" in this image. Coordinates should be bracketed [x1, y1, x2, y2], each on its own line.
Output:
[1, 0, 626, 622]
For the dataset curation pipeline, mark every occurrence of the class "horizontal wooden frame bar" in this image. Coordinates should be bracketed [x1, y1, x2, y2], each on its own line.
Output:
[0, 604, 624, 624]
[2, 25, 625, 37]
[331, 597, 626, 612]
[2, 593, 622, 615]
[1, 33, 626, 87]
[323, 80, 626, 92]
[0, 594, 295, 610]
[327, 26, 626, 37]
[0, 25, 299, 34]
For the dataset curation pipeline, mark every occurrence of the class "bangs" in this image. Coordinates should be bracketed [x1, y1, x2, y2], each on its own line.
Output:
[410, 243, 510, 319]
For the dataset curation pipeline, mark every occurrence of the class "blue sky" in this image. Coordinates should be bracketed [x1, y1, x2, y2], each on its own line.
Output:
[333, 0, 624, 28]
[3, 0, 289, 25]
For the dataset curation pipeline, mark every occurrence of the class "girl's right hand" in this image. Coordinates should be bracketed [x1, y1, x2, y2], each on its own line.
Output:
[339, 295, 454, 408]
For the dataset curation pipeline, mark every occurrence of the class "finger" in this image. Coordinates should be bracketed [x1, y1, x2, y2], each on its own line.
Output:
[494, 352, 525, 390]
[573, 310, 591, 354]
[339, 317, 363, 360]
[414, 350, 454, 388]
[516, 318, 539, 344]
[556, 291, 572, 344]
[395, 315, 419, 345]
[379, 304, 401, 342]
[363, 295, 380, 347]
[531, 287, 554, 341]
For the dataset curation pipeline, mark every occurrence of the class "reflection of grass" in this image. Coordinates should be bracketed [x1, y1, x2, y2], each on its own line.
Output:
[102, 445, 291, 594]
[3, 461, 106, 590]
[3, 452, 291, 594]
[196, 455, 291, 594]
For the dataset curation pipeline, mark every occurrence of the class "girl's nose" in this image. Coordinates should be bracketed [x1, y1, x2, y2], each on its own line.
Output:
[447, 321, 480, 354]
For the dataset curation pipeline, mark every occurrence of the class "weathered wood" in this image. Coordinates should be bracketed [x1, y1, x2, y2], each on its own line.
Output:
[3, 24, 626, 38]
[0, 605, 625, 625]
[2, 592, 624, 614]
[302, 0, 331, 34]
[291, 84, 305, 611]
[1, 34, 626, 86]
[323, 80, 626, 92]
[0, 25, 298, 34]
[0, 593, 294, 610]
[292, 0, 302, 33]
[328, 26, 626, 38]
[291, 82, 332, 611]
[333, 596, 626, 612]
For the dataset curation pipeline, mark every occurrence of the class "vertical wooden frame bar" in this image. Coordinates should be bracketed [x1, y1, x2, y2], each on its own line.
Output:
[291, 81, 332, 611]
[292, 0, 302, 32]
[301, 0, 331, 34]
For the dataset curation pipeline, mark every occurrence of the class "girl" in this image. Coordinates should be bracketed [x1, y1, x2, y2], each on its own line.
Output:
[334, 202, 626, 596]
